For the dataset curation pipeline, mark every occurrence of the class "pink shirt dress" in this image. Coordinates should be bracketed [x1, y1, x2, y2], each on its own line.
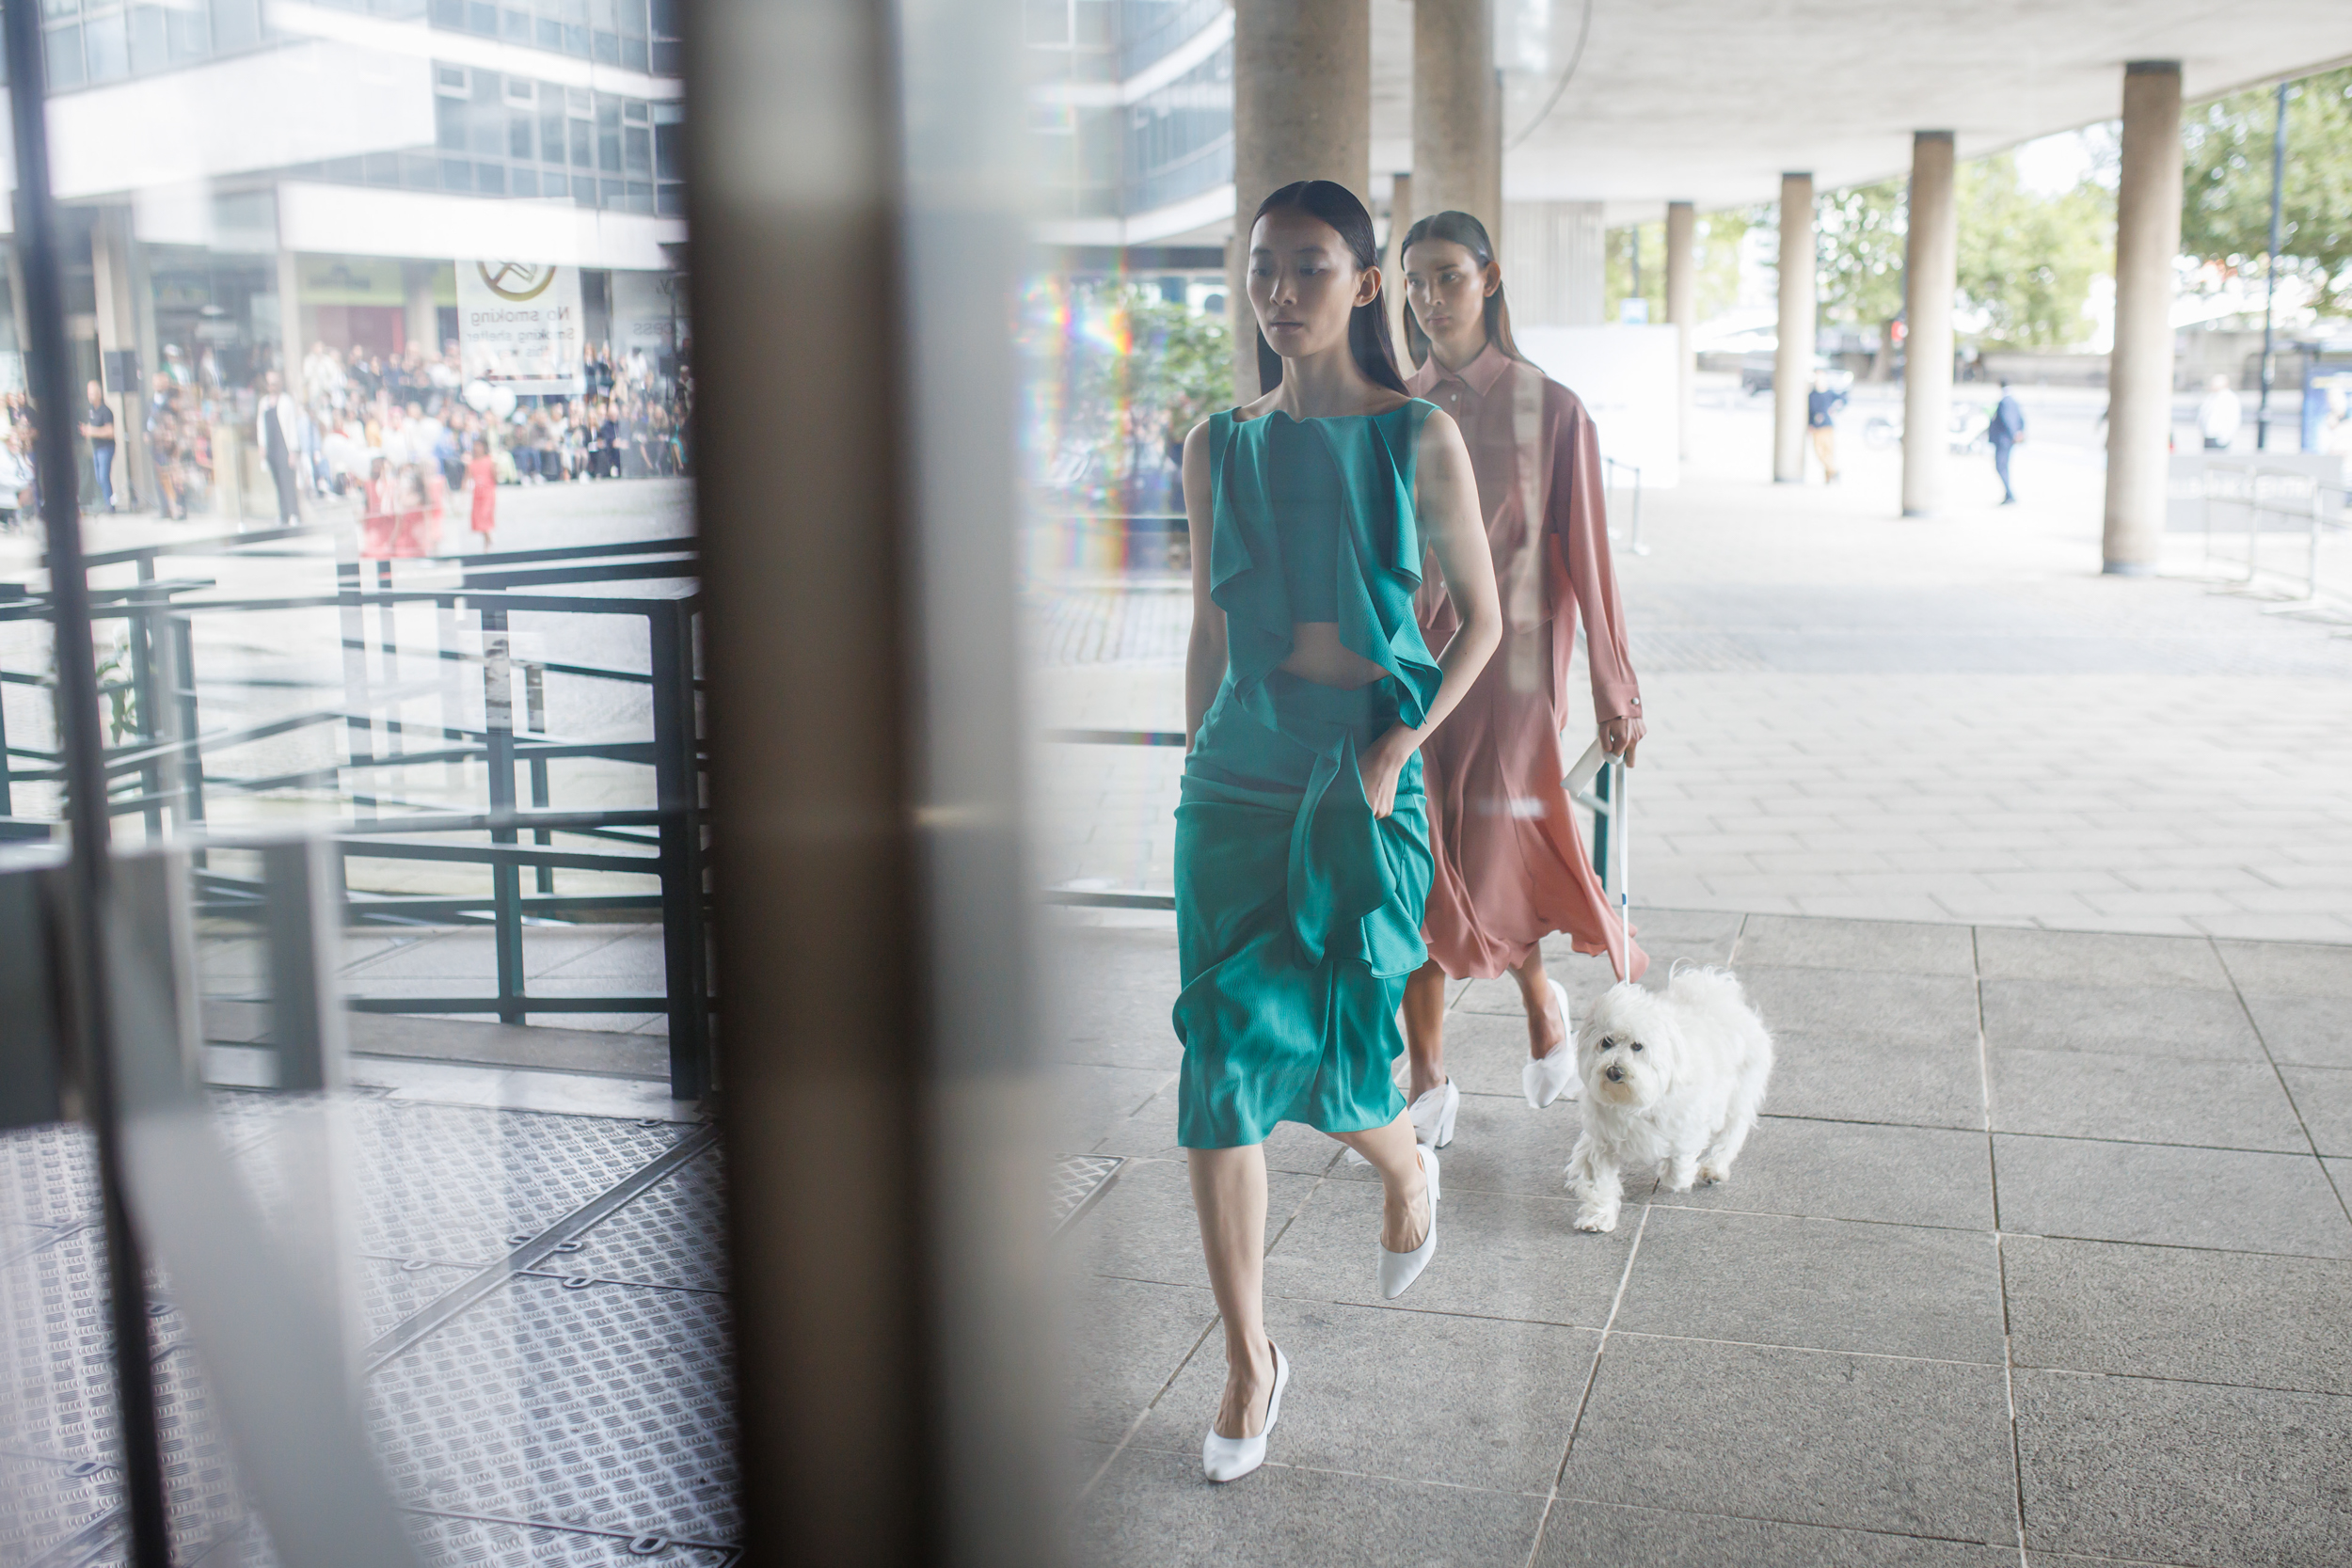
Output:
[1406, 343, 1647, 982]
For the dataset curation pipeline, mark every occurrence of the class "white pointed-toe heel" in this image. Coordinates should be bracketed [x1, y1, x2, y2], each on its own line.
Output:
[1349, 1077, 1457, 1165]
[1201, 1341, 1289, 1483]
[1408, 1079, 1458, 1148]
[1376, 1146, 1439, 1300]
[1522, 980, 1577, 1108]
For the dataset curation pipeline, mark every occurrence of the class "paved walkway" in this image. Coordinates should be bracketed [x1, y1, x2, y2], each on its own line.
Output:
[1053, 907, 2352, 1567]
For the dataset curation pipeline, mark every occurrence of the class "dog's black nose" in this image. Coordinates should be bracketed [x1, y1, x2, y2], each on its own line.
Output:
[1604, 1066, 1623, 1082]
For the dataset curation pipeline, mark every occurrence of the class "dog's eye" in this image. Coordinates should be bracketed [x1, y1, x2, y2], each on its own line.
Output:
[1629, 1042, 1645, 1053]
[1598, 1037, 1614, 1051]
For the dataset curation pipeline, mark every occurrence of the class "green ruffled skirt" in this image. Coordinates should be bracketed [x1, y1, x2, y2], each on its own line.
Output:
[1173, 668, 1432, 1148]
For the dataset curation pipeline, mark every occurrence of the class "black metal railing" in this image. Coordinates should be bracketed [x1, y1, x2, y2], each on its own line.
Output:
[0, 531, 713, 1099]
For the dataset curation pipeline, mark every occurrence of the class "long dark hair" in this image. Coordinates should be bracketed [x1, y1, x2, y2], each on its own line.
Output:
[1248, 180, 1408, 396]
[1397, 210, 1526, 369]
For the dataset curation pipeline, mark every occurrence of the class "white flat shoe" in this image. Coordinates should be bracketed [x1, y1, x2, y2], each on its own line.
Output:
[1522, 980, 1577, 1108]
[1376, 1147, 1438, 1300]
[1348, 1078, 1457, 1165]
[1202, 1341, 1289, 1482]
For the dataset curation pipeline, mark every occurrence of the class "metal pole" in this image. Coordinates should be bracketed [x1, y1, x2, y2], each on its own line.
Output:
[2257, 81, 2288, 451]
[0, 4, 173, 1561]
[480, 605, 523, 1023]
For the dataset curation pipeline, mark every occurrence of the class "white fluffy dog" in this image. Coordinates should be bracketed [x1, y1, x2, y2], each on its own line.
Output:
[1565, 967, 1773, 1233]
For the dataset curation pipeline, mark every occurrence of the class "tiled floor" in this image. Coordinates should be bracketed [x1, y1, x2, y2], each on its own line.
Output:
[0, 1060, 727, 1568]
[1054, 907, 2352, 1567]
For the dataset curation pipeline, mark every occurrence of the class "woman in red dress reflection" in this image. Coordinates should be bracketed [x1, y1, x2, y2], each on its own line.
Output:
[1391, 211, 1647, 1147]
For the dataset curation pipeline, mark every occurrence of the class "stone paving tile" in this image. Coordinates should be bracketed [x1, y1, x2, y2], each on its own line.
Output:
[1613, 1208, 2006, 1363]
[1736, 966, 1980, 1048]
[1651, 1117, 1994, 1230]
[1978, 976, 2265, 1062]
[2240, 992, 2352, 1069]
[1985, 1048, 2310, 1152]
[1055, 1063, 1179, 1153]
[1766, 1029, 1986, 1132]
[2003, 1236, 2352, 1396]
[1263, 1179, 1632, 1329]
[1561, 1336, 2017, 1544]
[1973, 926, 2233, 990]
[1732, 914, 1979, 975]
[1530, 1501, 2018, 1567]
[2013, 1370, 2352, 1567]
[1060, 1275, 1218, 1446]
[2280, 1066, 2352, 1158]
[2216, 940, 2352, 996]
[1071, 1446, 1546, 1568]
[1992, 1135, 2352, 1258]
[1072, 1157, 1321, 1291]
[1129, 1298, 1598, 1497]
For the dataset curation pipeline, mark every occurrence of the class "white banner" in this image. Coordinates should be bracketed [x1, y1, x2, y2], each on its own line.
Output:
[457, 261, 584, 395]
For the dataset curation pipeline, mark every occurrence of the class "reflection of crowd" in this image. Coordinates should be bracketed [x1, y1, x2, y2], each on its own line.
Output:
[24, 332, 691, 544]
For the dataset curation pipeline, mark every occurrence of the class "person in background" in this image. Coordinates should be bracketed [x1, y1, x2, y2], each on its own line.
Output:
[256, 370, 303, 526]
[78, 380, 117, 513]
[1989, 381, 2026, 505]
[2197, 373, 2243, 451]
[147, 383, 186, 521]
[358, 455, 396, 559]
[467, 436, 498, 552]
[1806, 369, 1844, 484]
[0, 427, 36, 532]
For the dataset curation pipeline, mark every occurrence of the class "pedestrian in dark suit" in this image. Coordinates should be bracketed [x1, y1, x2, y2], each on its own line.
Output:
[1989, 383, 2025, 505]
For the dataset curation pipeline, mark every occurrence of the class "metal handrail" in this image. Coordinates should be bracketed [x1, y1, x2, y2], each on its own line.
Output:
[0, 533, 713, 1098]
[2201, 458, 2345, 602]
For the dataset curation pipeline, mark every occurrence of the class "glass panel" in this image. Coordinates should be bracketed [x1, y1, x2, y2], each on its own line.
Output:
[43, 24, 84, 91]
[4, 0, 709, 1551]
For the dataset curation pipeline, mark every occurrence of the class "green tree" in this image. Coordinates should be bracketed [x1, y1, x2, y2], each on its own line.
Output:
[1955, 153, 2113, 347]
[2182, 67, 2352, 314]
[1817, 181, 1906, 327]
[1602, 210, 1749, 324]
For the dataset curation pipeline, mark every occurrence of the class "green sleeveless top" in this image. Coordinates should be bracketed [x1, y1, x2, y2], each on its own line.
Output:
[1205, 402, 1446, 729]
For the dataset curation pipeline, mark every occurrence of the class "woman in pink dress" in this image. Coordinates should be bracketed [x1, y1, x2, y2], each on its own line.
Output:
[1393, 210, 1647, 1147]
[467, 437, 499, 550]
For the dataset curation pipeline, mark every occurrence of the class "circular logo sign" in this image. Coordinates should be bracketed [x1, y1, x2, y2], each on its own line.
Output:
[477, 261, 558, 302]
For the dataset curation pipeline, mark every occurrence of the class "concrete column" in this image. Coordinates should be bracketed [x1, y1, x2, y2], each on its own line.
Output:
[1229, 0, 1371, 399]
[1412, 0, 1500, 239]
[1386, 170, 1414, 363]
[88, 208, 140, 510]
[1664, 200, 1694, 460]
[1900, 132, 1957, 517]
[402, 261, 437, 360]
[2104, 61, 2183, 574]
[1772, 172, 1815, 483]
[1500, 199, 1605, 325]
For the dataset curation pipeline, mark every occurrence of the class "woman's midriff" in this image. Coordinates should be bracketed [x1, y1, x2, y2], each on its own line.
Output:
[1278, 622, 1388, 689]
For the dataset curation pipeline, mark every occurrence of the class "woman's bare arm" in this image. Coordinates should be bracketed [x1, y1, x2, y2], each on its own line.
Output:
[1182, 420, 1226, 748]
[1355, 407, 1500, 816]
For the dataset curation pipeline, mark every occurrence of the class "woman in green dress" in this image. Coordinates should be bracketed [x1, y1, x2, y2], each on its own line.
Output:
[1177, 180, 1502, 1482]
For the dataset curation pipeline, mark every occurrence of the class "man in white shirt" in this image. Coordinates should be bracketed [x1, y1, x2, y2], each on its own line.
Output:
[254, 371, 304, 526]
[2197, 373, 2243, 451]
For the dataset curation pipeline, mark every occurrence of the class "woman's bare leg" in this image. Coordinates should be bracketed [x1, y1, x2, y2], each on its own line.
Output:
[1188, 1146, 1276, 1439]
[1402, 960, 1449, 1101]
[1512, 947, 1568, 1060]
[1329, 1110, 1431, 1253]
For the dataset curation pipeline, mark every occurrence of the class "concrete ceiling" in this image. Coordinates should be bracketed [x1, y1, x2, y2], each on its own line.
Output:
[1364, 0, 2352, 220]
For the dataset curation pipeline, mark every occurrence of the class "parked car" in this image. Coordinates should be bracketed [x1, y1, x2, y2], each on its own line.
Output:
[1741, 352, 1856, 397]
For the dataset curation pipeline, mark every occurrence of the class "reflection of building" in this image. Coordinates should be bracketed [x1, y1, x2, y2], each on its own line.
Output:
[2, 0, 688, 507]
